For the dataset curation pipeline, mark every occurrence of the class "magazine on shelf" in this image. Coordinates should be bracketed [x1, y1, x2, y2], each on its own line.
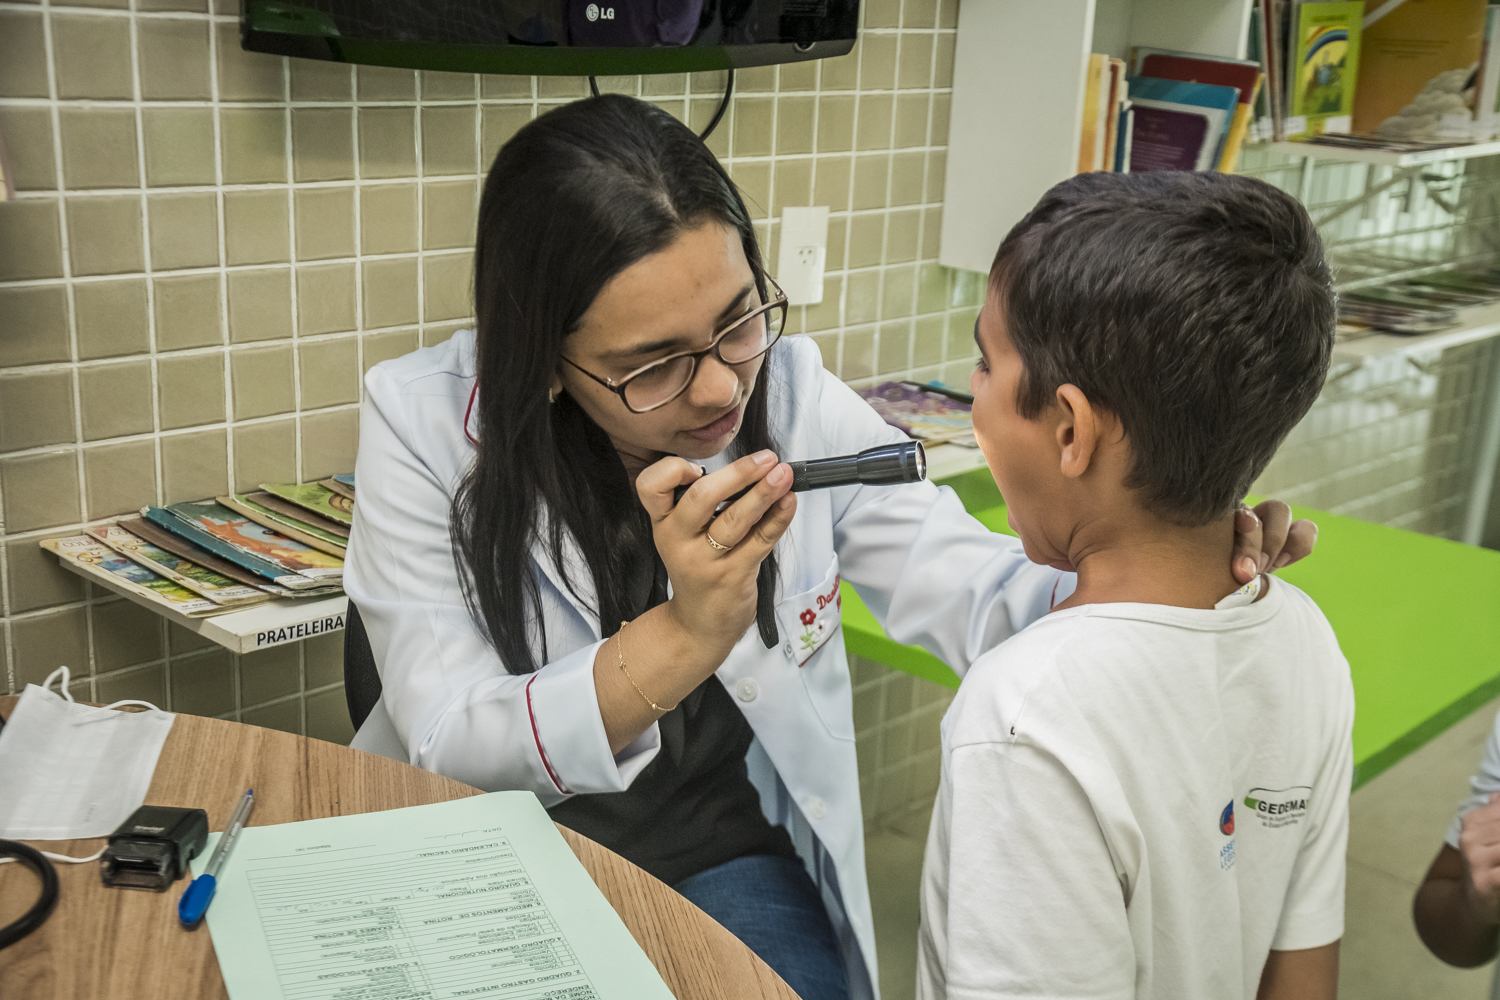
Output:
[163, 499, 343, 581]
[259, 482, 354, 527]
[216, 494, 349, 558]
[142, 504, 337, 587]
[243, 490, 350, 538]
[41, 535, 230, 617]
[122, 515, 336, 598]
[857, 382, 975, 445]
[86, 523, 271, 607]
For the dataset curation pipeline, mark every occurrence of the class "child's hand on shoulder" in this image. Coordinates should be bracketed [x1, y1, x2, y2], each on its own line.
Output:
[1233, 500, 1317, 584]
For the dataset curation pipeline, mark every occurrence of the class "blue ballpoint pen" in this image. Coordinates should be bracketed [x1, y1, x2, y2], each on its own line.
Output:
[179, 789, 254, 926]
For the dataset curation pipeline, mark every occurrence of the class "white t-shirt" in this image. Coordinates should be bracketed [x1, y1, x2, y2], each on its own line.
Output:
[917, 577, 1355, 1000]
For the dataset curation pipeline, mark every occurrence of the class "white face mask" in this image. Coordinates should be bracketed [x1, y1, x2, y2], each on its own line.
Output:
[0, 666, 175, 840]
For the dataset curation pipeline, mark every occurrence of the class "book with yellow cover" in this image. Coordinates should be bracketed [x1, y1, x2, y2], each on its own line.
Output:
[1287, 1, 1363, 137]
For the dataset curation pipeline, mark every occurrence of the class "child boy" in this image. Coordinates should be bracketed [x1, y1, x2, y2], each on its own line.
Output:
[917, 172, 1354, 1000]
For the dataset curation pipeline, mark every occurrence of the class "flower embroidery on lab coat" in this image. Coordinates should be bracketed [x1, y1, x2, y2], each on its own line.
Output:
[795, 575, 842, 662]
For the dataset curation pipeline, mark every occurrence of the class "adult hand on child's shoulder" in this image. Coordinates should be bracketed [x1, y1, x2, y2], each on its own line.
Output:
[1232, 500, 1317, 584]
[1459, 792, 1500, 926]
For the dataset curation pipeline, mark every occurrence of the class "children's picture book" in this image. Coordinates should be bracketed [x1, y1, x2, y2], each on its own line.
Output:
[857, 382, 975, 444]
[164, 499, 344, 580]
[321, 474, 356, 500]
[1132, 49, 1264, 171]
[123, 515, 289, 595]
[217, 493, 349, 558]
[245, 490, 350, 538]
[86, 523, 271, 606]
[142, 505, 335, 588]
[1288, 1, 1362, 136]
[260, 481, 355, 527]
[1353, 0, 1487, 137]
[40, 535, 228, 617]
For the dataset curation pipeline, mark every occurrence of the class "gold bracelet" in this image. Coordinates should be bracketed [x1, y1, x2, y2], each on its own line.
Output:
[616, 620, 677, 714]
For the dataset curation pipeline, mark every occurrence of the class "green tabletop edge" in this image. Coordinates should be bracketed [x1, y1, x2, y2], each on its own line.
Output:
[838, 465, 1500, 790]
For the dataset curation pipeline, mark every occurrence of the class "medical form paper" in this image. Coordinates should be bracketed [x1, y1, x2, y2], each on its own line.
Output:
[192, 791, 674, 1000]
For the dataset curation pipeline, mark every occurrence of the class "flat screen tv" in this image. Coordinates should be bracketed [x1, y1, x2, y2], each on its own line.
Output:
[241, 0, 860, 76]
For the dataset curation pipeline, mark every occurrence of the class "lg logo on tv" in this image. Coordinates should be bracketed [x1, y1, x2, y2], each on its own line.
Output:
[586, 4, 616, 20]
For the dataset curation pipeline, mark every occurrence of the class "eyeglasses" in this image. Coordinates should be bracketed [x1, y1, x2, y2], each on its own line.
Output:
[562, 278, 789, 413]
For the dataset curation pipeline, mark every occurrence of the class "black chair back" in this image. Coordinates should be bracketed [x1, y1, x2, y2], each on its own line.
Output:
[343, 601, 383, 731]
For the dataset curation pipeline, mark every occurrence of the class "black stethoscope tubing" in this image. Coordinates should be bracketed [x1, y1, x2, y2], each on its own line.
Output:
[0, 840, 59, 950]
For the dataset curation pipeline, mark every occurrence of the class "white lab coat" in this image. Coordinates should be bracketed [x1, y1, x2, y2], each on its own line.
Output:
[345, 330, 1065, 1000]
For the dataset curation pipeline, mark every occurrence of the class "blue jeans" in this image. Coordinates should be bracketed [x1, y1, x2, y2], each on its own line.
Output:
[675, 854, 852, 1000]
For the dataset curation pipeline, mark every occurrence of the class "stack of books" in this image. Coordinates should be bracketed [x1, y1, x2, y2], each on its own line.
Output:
[1257, 0, 1498, 152]
[41, 476, 356, 620]
[1078, 49, 1262, 176]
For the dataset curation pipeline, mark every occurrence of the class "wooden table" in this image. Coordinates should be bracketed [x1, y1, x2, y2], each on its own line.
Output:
[0, 697, 799, 1000]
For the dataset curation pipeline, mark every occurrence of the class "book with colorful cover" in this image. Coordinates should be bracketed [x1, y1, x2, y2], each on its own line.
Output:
[41, 535, 227, 617]
[1127, 77, 1241, 167]
[163, 499, 343, 580]
[1353, 0, 1486, 137]
[259, 482, 355, 527]
[857, 383, 974, 444]
[123, 514, 333, 598]
[142, 506, 320, 588]
[86, 523, 271, 606]
[216, 493, 349, 558]
[1288, 1, 1362, 137]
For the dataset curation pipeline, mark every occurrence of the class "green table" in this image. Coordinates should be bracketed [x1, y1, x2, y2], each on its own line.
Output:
[840, 467, 1500, 788]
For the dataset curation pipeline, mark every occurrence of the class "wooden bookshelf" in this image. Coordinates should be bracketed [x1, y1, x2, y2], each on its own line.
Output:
[940, 0, 1257, 274]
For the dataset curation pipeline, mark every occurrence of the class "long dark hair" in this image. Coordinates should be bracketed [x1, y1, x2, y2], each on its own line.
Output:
[453, 94, 780, 675]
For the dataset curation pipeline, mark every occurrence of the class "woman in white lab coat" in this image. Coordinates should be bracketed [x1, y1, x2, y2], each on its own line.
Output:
[345, 95, 1309, 1000]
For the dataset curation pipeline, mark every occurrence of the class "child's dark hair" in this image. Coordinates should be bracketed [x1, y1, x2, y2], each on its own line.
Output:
[991, 171, 1335, 526]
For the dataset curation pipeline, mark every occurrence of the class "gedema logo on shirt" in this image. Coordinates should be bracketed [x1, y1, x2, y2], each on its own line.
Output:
[1244, 787, 1312, 829]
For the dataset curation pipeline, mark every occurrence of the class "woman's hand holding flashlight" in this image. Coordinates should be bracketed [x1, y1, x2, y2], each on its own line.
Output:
[592, 450, 796, 754]
[641, 450, 797, 653]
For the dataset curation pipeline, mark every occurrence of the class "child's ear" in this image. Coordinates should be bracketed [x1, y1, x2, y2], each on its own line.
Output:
[1054, 384, 1100, 479]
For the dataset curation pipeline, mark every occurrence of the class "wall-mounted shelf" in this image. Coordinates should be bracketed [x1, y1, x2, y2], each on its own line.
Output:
[52, 553, 348, 653]
[1260, 138, 1500, 168]
[1332, 302, 1500, 366]
[940, 0, 1256, 274]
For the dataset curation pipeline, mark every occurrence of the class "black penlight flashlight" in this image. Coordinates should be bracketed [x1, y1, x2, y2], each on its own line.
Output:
[675, 441, 927, 508]
[788, 440, 926, 491]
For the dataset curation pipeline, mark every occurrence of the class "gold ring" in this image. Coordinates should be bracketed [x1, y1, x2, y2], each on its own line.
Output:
[705, 530, 733, 552]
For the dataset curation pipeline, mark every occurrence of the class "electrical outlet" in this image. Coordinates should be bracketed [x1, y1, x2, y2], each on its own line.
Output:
[775, 206, 830, 306]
